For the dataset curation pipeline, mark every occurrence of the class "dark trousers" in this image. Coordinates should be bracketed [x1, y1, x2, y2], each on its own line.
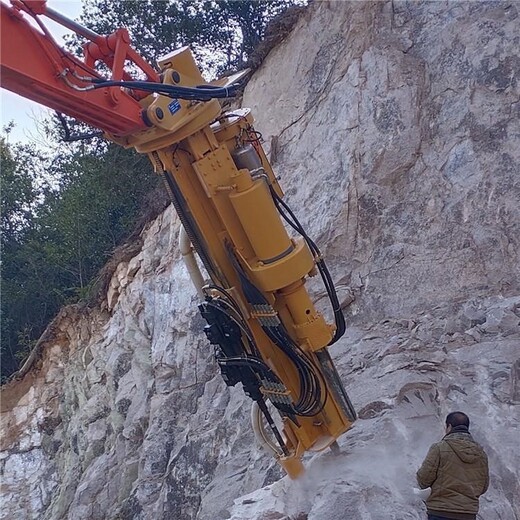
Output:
[427, 514, 476, 520]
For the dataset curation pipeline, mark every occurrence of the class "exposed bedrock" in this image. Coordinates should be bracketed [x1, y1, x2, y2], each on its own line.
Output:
[1, 1, 518, 519]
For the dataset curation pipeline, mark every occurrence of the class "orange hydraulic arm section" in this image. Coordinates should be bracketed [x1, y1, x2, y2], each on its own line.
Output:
[0, 0, 356, 478]
[0, 0, 155, 135]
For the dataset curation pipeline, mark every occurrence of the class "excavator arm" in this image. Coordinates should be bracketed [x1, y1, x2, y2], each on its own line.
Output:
[0, 0, 155, 134]
[0, 0, 356, 478]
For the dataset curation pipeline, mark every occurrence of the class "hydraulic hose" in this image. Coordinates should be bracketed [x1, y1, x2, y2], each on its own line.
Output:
[251, 401, 284, 457]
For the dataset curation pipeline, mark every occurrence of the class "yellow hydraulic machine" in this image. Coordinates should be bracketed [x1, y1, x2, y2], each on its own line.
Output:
[0, 0, 356, 478]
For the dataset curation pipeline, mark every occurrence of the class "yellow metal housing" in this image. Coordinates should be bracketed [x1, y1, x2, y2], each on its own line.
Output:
[120, 47, 355, 479]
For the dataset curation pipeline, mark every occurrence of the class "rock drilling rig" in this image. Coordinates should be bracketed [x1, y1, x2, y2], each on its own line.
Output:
[1, 0, 356, 478]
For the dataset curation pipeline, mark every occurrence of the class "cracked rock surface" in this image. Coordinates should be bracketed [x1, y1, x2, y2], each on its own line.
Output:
[1, 1, 519, 519]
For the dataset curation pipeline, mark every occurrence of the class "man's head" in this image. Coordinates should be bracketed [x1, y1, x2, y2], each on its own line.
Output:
[445, 411, 470, 433]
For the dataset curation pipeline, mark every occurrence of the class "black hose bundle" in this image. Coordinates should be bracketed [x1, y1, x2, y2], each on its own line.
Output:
[226, 245, 327, 418]
[268, 187, 346, 344]
[89, 79, 243, 100]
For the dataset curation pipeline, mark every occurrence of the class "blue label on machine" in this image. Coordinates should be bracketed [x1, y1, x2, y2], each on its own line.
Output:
[168, 99, 181, 115]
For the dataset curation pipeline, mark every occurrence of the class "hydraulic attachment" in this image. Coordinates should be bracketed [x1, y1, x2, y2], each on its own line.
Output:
[0, 0, 356, 478]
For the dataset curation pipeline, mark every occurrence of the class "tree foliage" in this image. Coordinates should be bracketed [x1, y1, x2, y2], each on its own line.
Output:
[78, 0, 305, 73]
[1, 134, 50, 377]
[1, 131, 47, 242]
[1, 135, 160, 381]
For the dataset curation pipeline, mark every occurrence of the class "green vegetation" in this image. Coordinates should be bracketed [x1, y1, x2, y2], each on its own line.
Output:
[1, 133, 160, 380]
[79, 0, 304, 72]
[1, 0, 305, 380]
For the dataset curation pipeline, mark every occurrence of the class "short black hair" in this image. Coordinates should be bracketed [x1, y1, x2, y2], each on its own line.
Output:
[446, 411, 470, 428]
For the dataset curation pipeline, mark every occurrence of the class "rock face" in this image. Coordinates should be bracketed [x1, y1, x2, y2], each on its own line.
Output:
[1, 2, 519, 519]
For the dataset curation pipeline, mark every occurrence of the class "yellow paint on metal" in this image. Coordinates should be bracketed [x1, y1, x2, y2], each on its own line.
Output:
[229, 175, 293, 263]
[115, 47, 354, 479]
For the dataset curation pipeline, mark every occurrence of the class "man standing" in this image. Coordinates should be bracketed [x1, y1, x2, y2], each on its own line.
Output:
[417, 411, 489, 520]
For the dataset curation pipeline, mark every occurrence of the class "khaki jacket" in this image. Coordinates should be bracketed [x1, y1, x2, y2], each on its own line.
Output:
[417, 428, 489, 516]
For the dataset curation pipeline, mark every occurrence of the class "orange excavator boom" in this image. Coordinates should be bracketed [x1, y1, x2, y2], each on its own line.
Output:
[0, 0, 158, 136]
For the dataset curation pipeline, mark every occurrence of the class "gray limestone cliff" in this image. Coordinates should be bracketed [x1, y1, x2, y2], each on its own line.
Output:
[1, 2, 519, 519]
